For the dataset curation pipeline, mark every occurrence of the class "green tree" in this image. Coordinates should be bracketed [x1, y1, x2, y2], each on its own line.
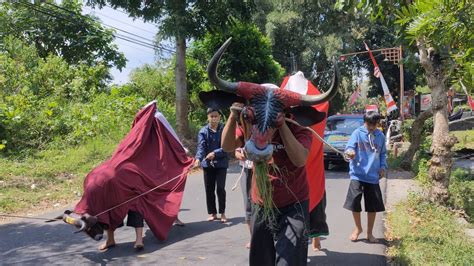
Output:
[190, 23, 284, 84]
[0, 36, 112, 153]
[88, 0, 254, 138]
[254, 0, 421, 115]
[0, 0, 126, 71]
[337, 0, 474, 202]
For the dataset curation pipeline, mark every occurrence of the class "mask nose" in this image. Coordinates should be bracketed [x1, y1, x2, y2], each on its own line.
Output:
[244, 140, 273, 163]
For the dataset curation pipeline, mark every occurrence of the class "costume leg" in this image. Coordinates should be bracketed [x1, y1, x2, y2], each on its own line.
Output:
[203, 168, 217, 214]
[126, 210, 144, 228]
[274, 200, 309, 266]
[309, 191, 329, 238]
[249, 205, 276, 266]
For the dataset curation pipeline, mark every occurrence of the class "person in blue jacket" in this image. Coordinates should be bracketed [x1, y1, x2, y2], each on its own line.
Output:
[195, 108, 229, 223]
[343, 111, 387, 243]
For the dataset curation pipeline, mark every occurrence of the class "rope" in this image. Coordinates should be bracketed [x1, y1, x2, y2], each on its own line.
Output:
[0, 169, 192, 222]
[93, 170, 190, 217]
[231, 166, 245, 191]
[0, 214, 61, 222]
[284, 118, 350, 162]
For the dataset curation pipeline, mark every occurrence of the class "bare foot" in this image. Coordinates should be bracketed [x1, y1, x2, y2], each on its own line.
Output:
[350, 228, 363, 242]
[245, 242, 251, 249]
[98, 241, 116, 251]
[367, 234, 379, 243]
[134, 243, 144, 251]
[207, 214, 217, 221]
[312, 237, 321, 251]
[220, 214, 228, 223]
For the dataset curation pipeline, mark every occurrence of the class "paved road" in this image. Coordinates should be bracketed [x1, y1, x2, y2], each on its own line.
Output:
[0, 164, 387, 265]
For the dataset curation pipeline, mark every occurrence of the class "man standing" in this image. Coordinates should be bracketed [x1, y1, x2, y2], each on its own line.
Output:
[344, 111, 387, 243]
[195, 108, 229, 223]
[222, 103, 312, 266]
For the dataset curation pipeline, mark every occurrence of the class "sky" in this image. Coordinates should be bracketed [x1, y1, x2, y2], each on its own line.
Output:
[81, 5, 163, 84]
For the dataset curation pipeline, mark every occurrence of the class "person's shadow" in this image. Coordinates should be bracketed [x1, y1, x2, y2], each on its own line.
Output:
[308, 247, 389, 265]
[81, 217, 244, 264]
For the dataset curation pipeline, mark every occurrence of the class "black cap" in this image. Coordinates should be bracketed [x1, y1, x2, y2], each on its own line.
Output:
[207, 107, 219, 114]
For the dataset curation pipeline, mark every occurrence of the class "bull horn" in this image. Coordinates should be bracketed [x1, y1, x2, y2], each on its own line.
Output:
[300, 58, 339, 106]
[63, 213, 86, 233]
[73, 219, 87, 233]
[207, 37, 238, 93]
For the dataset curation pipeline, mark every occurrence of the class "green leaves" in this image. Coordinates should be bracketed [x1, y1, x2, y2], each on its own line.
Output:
[0, 0, 126, 71]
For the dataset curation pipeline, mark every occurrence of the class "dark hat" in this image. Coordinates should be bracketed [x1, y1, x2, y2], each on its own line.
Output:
[207, 107, 219, 114]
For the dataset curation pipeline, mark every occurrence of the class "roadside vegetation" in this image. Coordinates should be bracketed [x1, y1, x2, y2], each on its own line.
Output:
[386, 193, 474, 265]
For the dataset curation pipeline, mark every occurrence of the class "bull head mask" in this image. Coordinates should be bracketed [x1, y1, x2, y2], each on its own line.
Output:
[52, 210, 104, 241]
[200, 38, 339, 163]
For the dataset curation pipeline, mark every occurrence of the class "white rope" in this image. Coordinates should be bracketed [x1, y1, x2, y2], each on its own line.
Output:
[231, 166, 245, 191]
[285, 118, 350, 162]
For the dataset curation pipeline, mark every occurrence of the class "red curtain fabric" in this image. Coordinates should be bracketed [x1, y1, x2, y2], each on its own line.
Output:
[75, 102, 194, 240]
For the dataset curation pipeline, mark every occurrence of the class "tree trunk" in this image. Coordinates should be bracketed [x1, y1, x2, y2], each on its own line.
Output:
[175, 35, 190, 139]
[400, 107, 433, 170]
[417, 40, 458, 203]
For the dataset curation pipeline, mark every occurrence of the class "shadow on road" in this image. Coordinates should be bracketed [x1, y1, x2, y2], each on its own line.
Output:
[81, 217, 244, 264]
[0, 216, 243, 264]
[308, 248, 387, 265]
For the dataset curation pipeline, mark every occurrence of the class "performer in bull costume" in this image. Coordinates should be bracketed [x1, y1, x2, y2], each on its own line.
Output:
[55, 101, 194, 250]
[200, 38, 338, 266]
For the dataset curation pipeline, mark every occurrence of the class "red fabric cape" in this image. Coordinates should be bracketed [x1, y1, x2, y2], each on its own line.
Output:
[280, 75, 329, 211]
[74, 102, 194, 240]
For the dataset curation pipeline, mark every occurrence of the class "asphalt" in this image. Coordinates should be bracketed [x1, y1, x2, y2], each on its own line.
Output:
[0, 164, 387, 265]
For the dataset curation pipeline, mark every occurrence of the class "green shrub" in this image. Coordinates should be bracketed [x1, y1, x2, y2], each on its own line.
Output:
[448, 168, 474, 223]
[401, 119, 414, 142]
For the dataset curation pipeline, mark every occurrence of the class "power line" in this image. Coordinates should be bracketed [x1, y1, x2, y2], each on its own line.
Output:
[15, 1, 173, 54]
[45, 2, 173, 53]
[82, 6, 157, 35]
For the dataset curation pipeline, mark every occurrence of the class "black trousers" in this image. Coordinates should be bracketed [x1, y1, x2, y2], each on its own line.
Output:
[309, 191, 329, 238]
[203, 167, 227, 214]
[118, 210, 144, 228]
[249, 200, 309, 266]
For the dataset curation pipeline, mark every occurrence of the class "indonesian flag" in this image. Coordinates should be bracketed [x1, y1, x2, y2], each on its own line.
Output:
[75, 101, 194, 240]
[280, 71, 329, 211]
[460, 80, 474, 111]
[364, 42, 398, 114]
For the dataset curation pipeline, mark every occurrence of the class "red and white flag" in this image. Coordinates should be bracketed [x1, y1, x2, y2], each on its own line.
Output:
[364, 42, 398, 114]
[460, 80, 474, 111]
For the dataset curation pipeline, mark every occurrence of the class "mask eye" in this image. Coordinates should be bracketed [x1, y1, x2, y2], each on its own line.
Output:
[242, 107, 255, 124]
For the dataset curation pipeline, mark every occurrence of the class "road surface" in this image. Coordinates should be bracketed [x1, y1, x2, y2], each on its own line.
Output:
[0, 164, 387, 265]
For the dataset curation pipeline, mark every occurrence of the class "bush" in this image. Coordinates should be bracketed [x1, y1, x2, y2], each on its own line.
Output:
[401, 119, 414, 142]
[0, 36, 111, 155]
[448, 168, 474, 223]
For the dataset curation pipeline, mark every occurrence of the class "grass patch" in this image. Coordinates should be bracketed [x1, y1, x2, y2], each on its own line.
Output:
[0, 137, 121, 214]
[448, 168, 474, 223]
[386, 194, 474, 265]
[452, 130, 474, 151]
